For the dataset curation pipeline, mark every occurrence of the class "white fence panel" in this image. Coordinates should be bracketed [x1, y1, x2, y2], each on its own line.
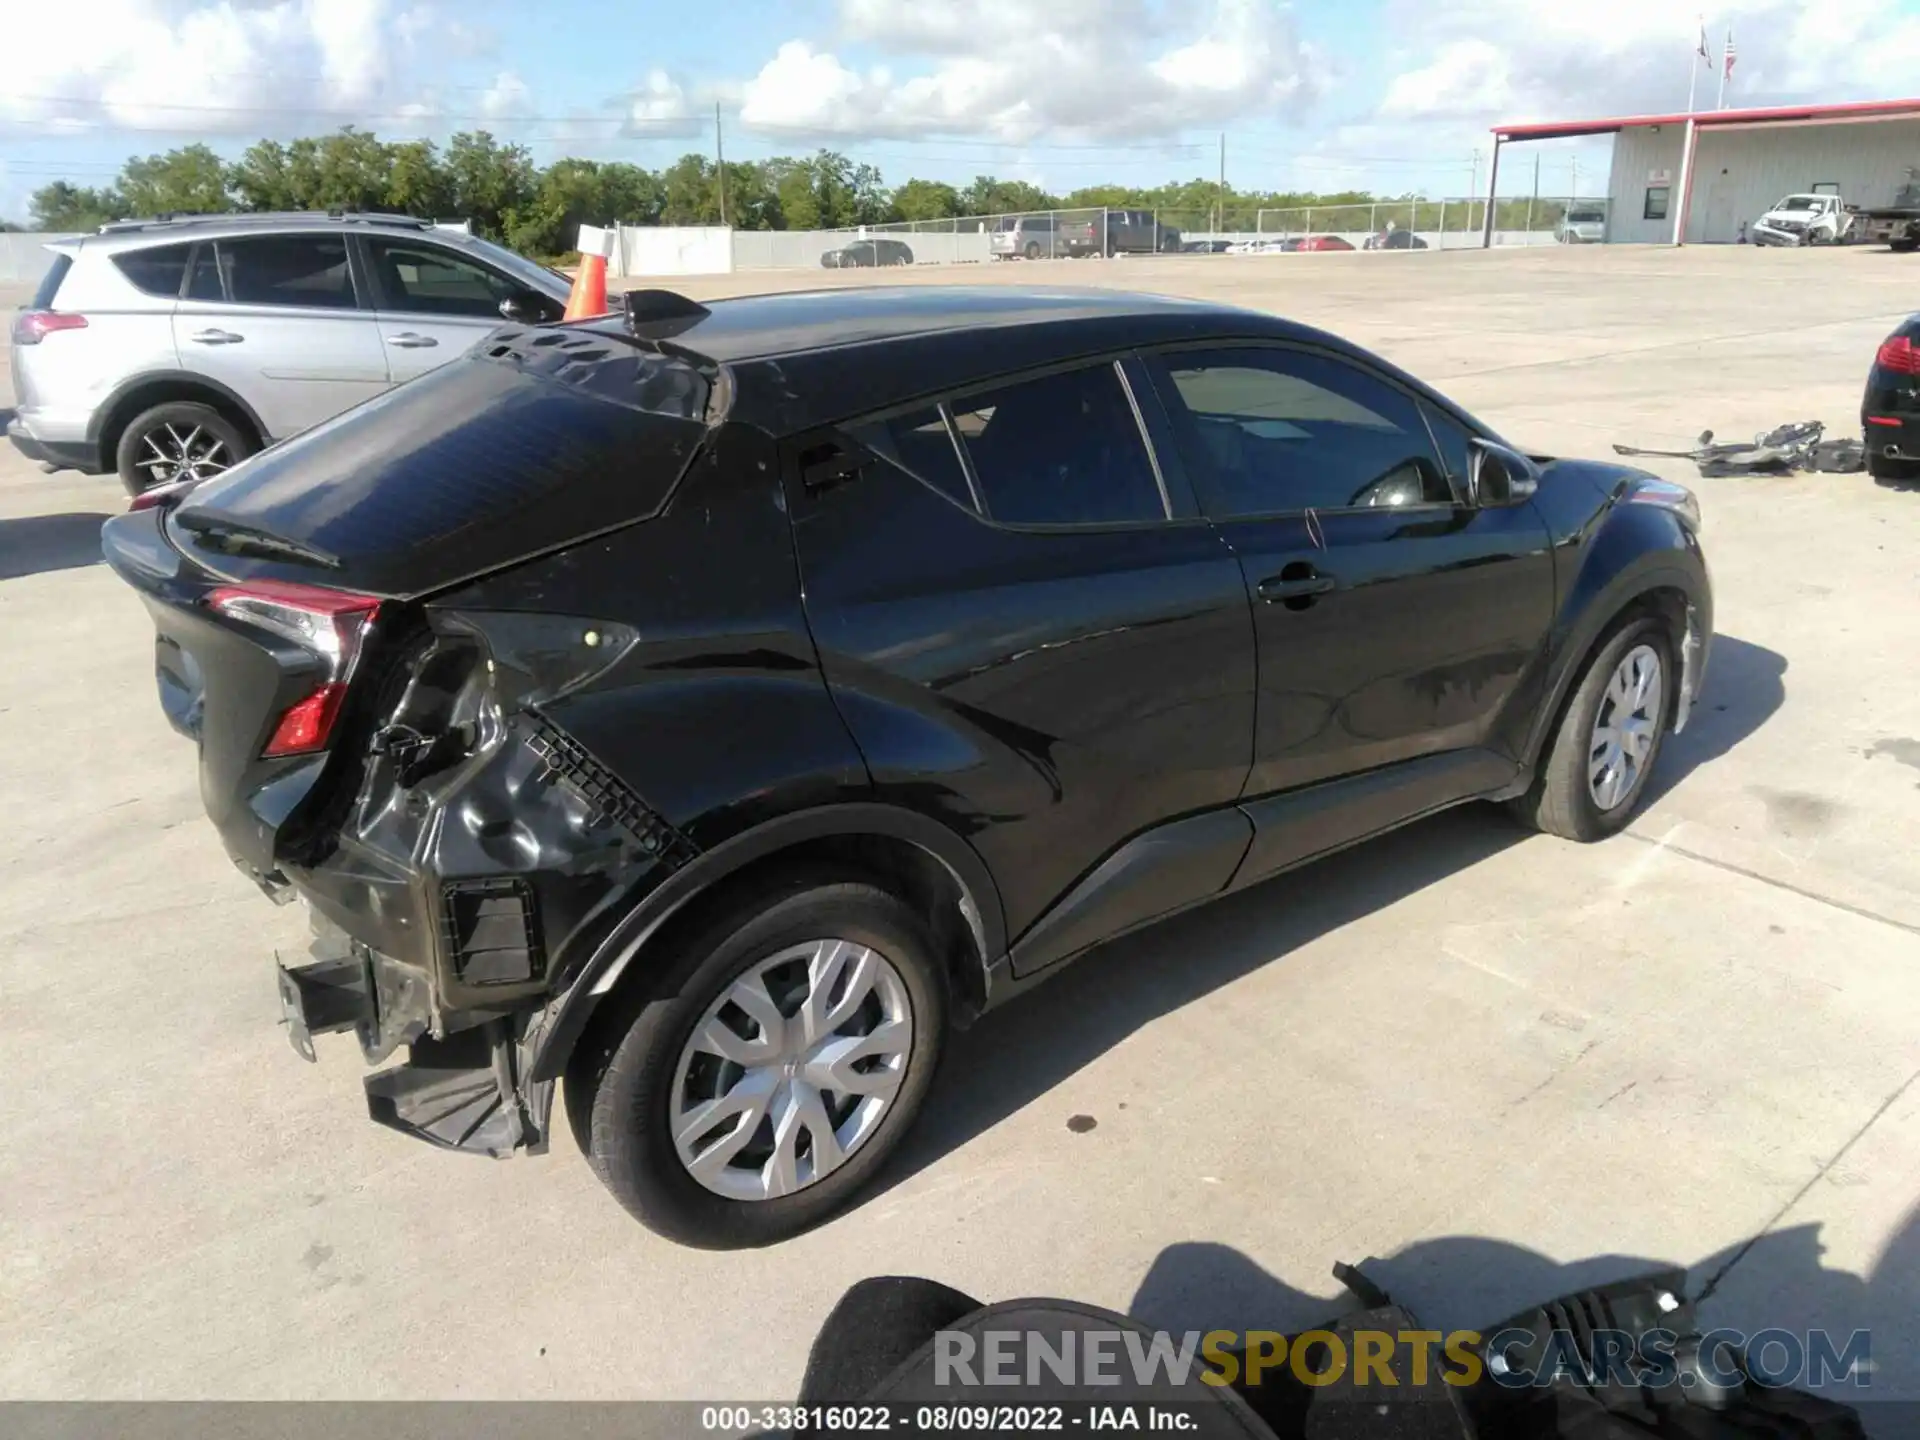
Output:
[615, 225, 734, 277]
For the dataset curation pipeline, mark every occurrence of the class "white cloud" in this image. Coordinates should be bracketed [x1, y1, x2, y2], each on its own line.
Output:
[479, 70, 533, 121]
[0, 0, 411, 134]
[740, 0, 1321, 142]
[1374, 0, 1920, 128]
[621, 68, 706, 138]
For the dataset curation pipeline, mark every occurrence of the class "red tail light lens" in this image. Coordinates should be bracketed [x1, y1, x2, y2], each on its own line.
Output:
[127, 476, 205, 513]
[205, 581, 381, 758]
[10, 311, 88, 345]
[1876, 335, 1920, 374]
[262, 682, 351, 758]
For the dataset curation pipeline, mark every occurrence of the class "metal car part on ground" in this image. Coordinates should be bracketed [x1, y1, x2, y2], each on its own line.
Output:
[1613, 421, 1864, 477]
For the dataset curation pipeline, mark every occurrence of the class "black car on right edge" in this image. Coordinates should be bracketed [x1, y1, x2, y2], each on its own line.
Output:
[104, 285, 1712, 1248]
[1864, 315, 1920, 480]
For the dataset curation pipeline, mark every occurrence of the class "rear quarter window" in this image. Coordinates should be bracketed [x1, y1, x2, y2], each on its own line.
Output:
[31, 253, 74, 310]
[112, 243, 193, 298]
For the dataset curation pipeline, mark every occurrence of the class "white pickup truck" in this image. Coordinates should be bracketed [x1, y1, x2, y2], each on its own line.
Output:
[1750, 193, 1852, 246]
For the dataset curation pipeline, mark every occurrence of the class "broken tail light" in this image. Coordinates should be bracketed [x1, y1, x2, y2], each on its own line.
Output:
[1875, 335, 1920, 374]
[206, 580, 381, 758]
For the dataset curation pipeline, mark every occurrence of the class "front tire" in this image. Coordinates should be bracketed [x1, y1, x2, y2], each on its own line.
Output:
[1511, 617, 1674, 842]
[568, 872, 947, 1248]
[114, 400, 252, 495]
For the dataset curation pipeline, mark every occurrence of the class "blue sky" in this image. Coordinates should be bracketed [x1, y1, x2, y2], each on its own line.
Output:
[4, 0, 1916, 223]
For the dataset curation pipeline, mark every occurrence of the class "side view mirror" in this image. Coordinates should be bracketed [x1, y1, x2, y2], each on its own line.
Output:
[1467, 437, 1540, 506]
[499, 292, 558, 323]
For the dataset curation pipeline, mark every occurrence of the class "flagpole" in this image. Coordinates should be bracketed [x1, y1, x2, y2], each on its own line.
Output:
[1687, 14, 1701, 114]
[1717, 26, 1731, 109]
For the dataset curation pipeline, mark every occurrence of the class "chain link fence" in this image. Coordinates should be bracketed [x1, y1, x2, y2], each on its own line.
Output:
[614, 196, 1618, 275]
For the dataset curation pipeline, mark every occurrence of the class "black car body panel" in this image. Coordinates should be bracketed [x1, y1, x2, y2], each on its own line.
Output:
[104, 283, 1712, 1168]
[1862, 313, 1920, 468]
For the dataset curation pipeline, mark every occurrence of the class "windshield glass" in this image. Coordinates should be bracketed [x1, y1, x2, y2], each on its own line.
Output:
[1779, 197, 1818, 211]
[1569, 208, 1605, 223]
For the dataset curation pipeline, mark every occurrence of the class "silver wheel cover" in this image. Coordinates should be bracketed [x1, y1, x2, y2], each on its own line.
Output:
[1588, 643, 1664, 812]
[670, 939, 914, 1201]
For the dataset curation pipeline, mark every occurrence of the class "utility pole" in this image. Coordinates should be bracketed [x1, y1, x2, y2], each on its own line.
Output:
[1527, 151, 1540, 233]
[715, 102, 729, 227]
[1216, 132, 1225, 237]
[1469, 149, 1480, 232]
[1571, 154, 1579, 200]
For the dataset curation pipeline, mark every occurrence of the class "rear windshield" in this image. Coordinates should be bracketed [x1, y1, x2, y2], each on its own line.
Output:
[169, 338, 712, 599]
[31, 253, 74, 310]
[1569, 208, 1606, 222]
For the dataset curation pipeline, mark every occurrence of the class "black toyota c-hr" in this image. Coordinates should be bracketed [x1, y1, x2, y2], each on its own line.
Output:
[104, 285, 1712, 1247]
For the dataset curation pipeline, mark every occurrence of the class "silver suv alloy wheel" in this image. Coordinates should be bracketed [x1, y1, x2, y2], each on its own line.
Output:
[671, 939, 914, 1201]
[137, 422, 231, 486]
[1588, 642, 1664, 811]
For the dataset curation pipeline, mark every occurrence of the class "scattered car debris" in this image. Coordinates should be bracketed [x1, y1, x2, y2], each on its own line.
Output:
[1614, 421, 1864, 476]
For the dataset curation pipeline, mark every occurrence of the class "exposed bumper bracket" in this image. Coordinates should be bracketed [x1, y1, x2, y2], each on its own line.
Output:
[364, 1022, 543, 1159]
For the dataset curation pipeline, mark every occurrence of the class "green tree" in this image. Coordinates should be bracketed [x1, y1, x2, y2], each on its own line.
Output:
[659, 153, 720, 225]
[228, 139, 299, 211]
[385, 139, 455, 219]
[444, 130, 537, 240]
[117, 144, 232, 216]
[892, 178, 961, 222]
[30, 181, 123, 230]
[958, 176, 1057, 216]
[506, 157, 667, 255]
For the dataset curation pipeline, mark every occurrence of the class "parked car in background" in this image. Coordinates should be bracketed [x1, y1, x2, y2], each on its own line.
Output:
[1299, 235, 1357, 252]
[1058, 209, 1182, 257]
[103, 284, 1712, 1246]
[989, 214, 1061, 259]
[1862, 315, 1920, 479]
[1556, 204, 1609, 243]
[1182, 239, 1234, 254]
[1363, 229, 1427, 250]
[7, 211, 571, 494]
[1751, 193, 1851, 246]
[821, 238, 915, 268]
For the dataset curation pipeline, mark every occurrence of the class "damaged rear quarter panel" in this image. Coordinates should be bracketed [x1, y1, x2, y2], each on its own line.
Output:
[290, 420, 873, 1017]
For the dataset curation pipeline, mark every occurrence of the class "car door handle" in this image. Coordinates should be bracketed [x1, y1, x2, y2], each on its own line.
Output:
[188, 329, 244, 345]
[1257, 567, 1338, 603]
[386, 332, 439, 348]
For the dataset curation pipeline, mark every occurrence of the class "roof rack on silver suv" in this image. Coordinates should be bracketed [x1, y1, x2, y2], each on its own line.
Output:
[97, 210, 439, 235]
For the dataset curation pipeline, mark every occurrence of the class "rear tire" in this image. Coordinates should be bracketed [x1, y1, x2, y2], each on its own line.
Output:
[114, 400, 253, 496]
[1869, 452, 1920, 482]
[568, 871, 947, 1248]
[1892, 238, 1918, 254]
[1024, 242, 1042, 260]
[1510, 616, 1674, 842]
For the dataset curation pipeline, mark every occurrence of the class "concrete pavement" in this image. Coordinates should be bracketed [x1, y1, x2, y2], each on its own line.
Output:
[1, 245, 1916, 1408]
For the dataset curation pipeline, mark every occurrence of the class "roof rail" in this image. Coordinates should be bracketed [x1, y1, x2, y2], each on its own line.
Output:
[97, 210, 439, 235]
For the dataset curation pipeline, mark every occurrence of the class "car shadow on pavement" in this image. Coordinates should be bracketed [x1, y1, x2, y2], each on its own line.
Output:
[884, 634, 1784, 1200]
[1640, 633, 1786, 807]
[1124, 1207, 1919, 1410]
[0, 512, 114, 580]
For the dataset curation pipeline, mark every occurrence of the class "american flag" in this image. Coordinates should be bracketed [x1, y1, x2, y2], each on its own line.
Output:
[1724, 27, 1737, 80]
[1697, 22, 1711, 64]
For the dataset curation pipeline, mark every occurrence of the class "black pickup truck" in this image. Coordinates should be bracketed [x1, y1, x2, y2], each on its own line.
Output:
[1058, 208, 1182, 256]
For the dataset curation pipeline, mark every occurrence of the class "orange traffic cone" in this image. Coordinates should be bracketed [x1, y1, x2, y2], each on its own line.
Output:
[563, 223, 615, 320]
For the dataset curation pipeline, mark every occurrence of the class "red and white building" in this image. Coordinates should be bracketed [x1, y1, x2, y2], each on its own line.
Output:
[1483, 98, 1920, 245]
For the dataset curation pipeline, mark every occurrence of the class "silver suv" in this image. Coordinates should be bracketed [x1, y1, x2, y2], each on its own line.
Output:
[8, 212, 572, 494]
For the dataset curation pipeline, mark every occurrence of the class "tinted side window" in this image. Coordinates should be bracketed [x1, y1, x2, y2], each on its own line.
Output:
[186, 244, 225, 301]
[366, 238, 512, 317]
[950, 363, 1166, 526]
[220, 235, 355, 309]
[844, 405, 976, 510]
[1157, 348, 1452, 516]
[113, 243, 192, 298]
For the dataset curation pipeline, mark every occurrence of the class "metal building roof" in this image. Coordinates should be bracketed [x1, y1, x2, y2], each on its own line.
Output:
[1492, 96, 1920, 144]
